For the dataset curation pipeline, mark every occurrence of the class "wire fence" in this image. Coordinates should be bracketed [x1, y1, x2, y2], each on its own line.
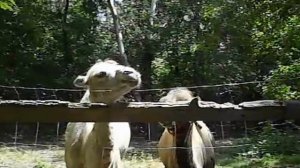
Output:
[0, 140, 252, 150]
[0, 79, 299, 143]
[0, 79, 256, 145]
[0, 76, 299, 94]
[0, 80, 299, 162]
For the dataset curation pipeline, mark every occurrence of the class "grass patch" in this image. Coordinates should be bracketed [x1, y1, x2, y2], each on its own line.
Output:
[0, 136, 299, 168]
[0, 145, 164, 168]
[0, 146, 65, 168]
[124, 149, 164, 168]
[218, 154, 300, 168]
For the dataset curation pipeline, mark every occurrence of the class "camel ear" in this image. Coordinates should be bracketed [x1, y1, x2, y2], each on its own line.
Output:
[73, 75, 87, 88]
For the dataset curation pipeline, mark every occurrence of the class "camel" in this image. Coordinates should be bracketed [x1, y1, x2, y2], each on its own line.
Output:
[157, 88, 215, 168]
[64, 59, 141, 168]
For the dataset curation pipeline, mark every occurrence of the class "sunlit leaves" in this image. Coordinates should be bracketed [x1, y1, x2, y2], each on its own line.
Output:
[263, 62, 300, 100]
[0, 0, 16, 11]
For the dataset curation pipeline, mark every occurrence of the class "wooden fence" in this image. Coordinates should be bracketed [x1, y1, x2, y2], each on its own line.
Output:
[0, 98, 299, 122]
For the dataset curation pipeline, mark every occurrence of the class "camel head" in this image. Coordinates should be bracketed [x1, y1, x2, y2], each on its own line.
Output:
[159, 87, 195, 103]
[159, 88, 196, 129]
[73, 59, 141, 103]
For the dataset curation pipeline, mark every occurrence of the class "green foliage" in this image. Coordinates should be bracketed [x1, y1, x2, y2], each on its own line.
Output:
[0, 0, 112, 88]
[244, 123, 299, 157]
[218, 123, 300, 167]
[0, 0, 15, 11]
[33, 161, 54, 168]
[218, 154, 300, 168]
[0, 0, 299, 102]
[263, 62, 300, 100]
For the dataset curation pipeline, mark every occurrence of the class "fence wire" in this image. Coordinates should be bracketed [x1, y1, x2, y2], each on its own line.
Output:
[0, 78, 299, 166]
[0, 141, 251, 150]
[0, 76, 299, 94]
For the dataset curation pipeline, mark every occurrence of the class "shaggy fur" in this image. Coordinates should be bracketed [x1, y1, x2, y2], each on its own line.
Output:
[64, 59, 141, 168]
[157, 88, 215, 168]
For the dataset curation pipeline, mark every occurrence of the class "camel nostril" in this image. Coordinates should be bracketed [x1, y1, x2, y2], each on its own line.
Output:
[96, 71, 107, 78]
[123, 70, 133, 75]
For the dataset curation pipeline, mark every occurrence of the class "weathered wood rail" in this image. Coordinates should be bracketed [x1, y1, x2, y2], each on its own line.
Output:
[0, 99, 299, 122]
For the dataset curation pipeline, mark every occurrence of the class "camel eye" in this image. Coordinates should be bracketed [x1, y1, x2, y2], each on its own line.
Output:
[123, 70, 133, 75]
[95, 71, 107, 78]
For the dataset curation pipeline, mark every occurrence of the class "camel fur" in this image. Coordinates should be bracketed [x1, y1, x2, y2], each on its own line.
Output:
[157, 88, 215, 168]
[64, 59, 141, 168]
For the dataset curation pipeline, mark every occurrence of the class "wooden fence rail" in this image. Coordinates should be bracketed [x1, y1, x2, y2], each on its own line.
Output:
[0, 98, 299, 122]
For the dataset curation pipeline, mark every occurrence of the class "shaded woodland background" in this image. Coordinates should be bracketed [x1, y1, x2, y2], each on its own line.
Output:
[0, 0, 299, 102]
[0, 0, 299, 140]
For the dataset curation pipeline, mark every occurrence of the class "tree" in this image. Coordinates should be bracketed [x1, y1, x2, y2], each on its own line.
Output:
[0, 0, 299, 103]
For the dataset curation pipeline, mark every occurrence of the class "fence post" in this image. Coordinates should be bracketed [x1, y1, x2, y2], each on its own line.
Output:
[148, 123, 162, 141]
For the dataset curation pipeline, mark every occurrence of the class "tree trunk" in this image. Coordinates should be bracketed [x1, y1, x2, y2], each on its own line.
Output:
[107, 0, 128, 66]
[141, 0, 159, 141]
[149, 0, 158, 35]
[140, 43, 154, 101]
[139, 0, 158, 101]
[62, 0, 71, 63]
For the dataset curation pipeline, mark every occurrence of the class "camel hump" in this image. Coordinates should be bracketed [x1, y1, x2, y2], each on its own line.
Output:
[159, 87, 198, 103]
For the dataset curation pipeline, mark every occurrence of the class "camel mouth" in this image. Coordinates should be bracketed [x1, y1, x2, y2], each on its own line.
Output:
[121, 79, 139, 85]
[121, 75, 139, 83]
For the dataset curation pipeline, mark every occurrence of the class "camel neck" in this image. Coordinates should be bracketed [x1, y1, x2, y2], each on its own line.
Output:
[81, 90, 117, 104]
[175, 122, 195, 168]
[88, 86, 130, 104]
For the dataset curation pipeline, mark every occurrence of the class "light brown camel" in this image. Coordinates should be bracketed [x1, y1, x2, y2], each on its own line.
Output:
[64, 59, 141, 168]
[157, 88, 215, 168]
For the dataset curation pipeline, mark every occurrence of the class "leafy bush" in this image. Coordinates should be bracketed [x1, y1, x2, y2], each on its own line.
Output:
[263, 62, 300, 100]
[244, 122, 299, 158]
